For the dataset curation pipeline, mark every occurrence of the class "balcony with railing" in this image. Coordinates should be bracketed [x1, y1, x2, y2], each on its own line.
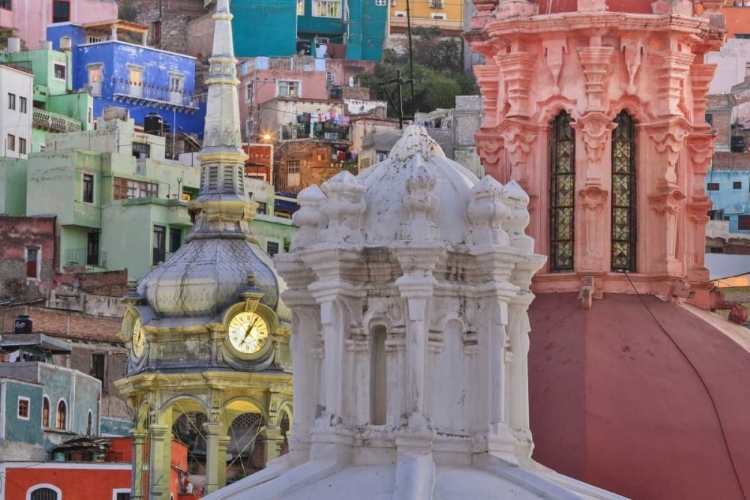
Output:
[280, 124, 350, 142]
[111, 78, 201, 113]
[64, 248, 107, 269]
[33, 108, 83, 133]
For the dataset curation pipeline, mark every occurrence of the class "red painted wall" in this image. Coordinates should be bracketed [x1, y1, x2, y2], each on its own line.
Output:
[4, 465, 131, 500]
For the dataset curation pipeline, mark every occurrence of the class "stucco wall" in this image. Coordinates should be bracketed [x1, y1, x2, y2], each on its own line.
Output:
[0, 215, 56, 300]
[0, 159, 29, 216]
[706, 170, 750, 214]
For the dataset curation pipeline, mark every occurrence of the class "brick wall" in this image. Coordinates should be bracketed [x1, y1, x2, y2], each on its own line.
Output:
[277, 140, 347, 192]
[712, 152, 750, 169]
[134, 0, 209, 56]
[187, 12, 216, 61]
[0, 216, 57, 301]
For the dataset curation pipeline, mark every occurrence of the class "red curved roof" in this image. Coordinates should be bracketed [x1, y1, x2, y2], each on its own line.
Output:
[530, 0, 656, 14]
[528, 293, 750, 500]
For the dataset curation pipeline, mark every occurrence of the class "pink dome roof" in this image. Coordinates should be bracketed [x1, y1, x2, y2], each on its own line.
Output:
[528, 293, 750, 500]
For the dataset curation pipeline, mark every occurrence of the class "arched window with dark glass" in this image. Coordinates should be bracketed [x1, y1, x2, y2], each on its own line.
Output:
[42, 397, 50, 428]
[56, 400, 67, 430]
[611, 111, 637, 272]
[29, 486, 60, 500]
[549, 111, 576, 271]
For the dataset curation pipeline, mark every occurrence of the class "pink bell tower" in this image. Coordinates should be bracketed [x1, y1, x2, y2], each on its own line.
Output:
[466, 0, 725, 307]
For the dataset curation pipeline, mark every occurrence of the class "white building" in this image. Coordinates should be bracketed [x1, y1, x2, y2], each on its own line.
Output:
[0, 62, 33, 159]
[706, 38, 750, 95]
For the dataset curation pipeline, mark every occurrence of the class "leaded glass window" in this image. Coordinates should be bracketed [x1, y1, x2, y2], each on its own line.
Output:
[549, 111, 575, 271]
[611, 111, 637, 272]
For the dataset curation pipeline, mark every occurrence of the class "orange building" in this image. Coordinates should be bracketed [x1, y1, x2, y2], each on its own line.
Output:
[721, 0, 750, 38]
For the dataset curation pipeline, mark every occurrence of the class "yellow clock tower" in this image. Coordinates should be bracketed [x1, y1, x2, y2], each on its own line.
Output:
[115, 2, 292, 498]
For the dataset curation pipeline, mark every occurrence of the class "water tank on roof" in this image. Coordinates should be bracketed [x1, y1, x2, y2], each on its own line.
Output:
[14, 315, 32, 334]
[144, 112, 164, 136]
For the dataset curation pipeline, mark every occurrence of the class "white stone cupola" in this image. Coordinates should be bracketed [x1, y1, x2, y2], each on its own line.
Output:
[207, 126, 626, 500]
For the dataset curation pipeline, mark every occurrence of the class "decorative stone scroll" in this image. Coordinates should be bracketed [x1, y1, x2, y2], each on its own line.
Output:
[543, 39, 567, 96]
[466, 176, 510, 246]
[496, 52, 537, 118]
[578, 186, 608, 271]
[291, 185, 328, 251]
[399, 165, 440, 241]
[577, 43, 614, 111]
[650, 122, 689, 189]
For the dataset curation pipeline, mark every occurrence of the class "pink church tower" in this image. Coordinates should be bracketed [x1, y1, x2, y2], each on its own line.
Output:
[467, 2, 750, 500]
[467, 0, 724, 307]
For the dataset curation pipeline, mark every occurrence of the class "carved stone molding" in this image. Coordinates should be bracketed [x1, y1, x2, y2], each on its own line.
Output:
[572, 113, 616, 183]
[466, 175, 510, 246]
[649, 188, 686, 275]
[577, 45, 614, 111]
[399, 165, 440, 241]
[690, 64, 718, 127]
[495, 0, 538, 21]
[650, 50, 695, 118]
[474, 65, 501, 128]
[475, 131, 504, 180]
[543, 39, 567, 96]
[647, 120, 691, 189]
[579, 185, 608, 271]
[470, 0, 499, 28]
[499, 122, 537, 190]
[496, 52, 536, 118]
[648, 188, 686, 216]
[620, 38, 643, 96]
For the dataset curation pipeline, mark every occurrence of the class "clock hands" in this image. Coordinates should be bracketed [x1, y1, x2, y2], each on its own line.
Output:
[242, 317, 261, 350]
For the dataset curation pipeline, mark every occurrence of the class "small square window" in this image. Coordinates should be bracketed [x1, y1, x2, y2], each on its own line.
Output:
[18, 398, 29, 419]
[53, 63, 66, 80]
[266, 241, 280, 257]
[734, 181, 742, 190]
[19, 96, 26, 113]
[277, 80, 300, 97]
[7, 92, 15, 110]
[707, 182, 720, 191]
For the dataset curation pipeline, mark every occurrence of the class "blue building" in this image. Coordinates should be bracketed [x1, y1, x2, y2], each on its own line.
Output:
[231, 0, 387, 61]
[706, 169, 750, 231]
[0, 333, 117, 461]
[46, 20, 206, 137]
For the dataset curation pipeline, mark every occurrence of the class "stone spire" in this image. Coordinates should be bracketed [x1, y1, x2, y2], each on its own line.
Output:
[194, 0, 248, 209]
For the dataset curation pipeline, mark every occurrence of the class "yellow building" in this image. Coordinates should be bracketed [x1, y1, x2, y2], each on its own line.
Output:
[388, 0, 465, 37]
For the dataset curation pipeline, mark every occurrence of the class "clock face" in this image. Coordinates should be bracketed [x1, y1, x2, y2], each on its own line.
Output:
[132, 317, 145, 358]
[228, 312, 269, 355]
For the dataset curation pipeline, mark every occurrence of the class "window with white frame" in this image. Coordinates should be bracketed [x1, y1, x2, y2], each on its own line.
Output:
[394, 10, 406, 17]
[88, 64, 103, 97]
[277, 80, 300, 97]
[18, 397, 30, 420]
[28, 485, 61, 500]
[326, 71, 336, 85]
[169, 73, 185, 105]
[287, 160, 300, 174]
[87, 36, 102, 43]
[56, 399, 67, 430]
[266, 240, 280, 257]
[53, 62, 66, 80]
[297, 0, 304, 15]
[314, 0, 342, 18]
[375, 0, 386, 6]
[315, 36, 330, 44]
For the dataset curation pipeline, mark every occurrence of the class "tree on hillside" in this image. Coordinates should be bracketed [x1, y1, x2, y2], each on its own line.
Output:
[358, 29, 477, 117]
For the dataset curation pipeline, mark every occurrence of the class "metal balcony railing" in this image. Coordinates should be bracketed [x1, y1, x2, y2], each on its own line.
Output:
[65, 248, 107, 268]
[33, 108, 83, 133]
[111, 79, 201, 112]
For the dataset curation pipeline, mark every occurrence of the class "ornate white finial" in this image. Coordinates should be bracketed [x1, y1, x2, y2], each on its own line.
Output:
[389, 125, 447, 164]
[466, 175, 510, 247]
[319, 171, 366, 244]
[502, 180, 534, 255]
[398, 163, 440, 241]
[291, 185, 328, 251]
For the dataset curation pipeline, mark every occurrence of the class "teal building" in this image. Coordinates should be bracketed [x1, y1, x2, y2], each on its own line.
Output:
[231, 0, 387, 60]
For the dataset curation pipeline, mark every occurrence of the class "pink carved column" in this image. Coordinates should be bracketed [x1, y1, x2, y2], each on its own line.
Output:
[690, 63, 717, 127]
[572, 113, 616, 272]
[643, 119, 690, 276]
[684, 133, 714, 281]
[496, 51, 536, 118]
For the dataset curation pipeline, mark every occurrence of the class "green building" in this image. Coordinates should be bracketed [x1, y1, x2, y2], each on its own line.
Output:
[231, 0, 387, 60]
[0, 42, 94, 153]
[8, 112, 297, 280]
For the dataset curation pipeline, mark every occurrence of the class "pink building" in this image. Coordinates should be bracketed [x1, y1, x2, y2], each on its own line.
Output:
[0, 0, 118, 50]
[239, 56, 375, 142]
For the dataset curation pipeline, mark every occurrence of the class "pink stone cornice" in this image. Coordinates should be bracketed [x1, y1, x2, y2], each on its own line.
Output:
[496, 52, 536, 118]
[686, 132, 715, 175]
[483, 12, 709, 41]
[648, 188, 686, 215]
[498, 121, 538, 188]
[607, 95, 654, 123]
[651, 50, 695, 117]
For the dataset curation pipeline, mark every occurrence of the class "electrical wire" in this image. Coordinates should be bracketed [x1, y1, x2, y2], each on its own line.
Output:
[624, 272, 748, 500]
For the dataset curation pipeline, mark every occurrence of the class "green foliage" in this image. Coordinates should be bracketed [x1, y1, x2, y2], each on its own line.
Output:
[358, 30, 478, 117]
